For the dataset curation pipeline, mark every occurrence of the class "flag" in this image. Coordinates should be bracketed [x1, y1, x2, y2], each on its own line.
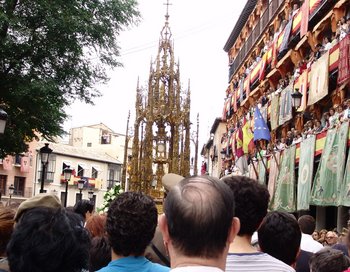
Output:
[2, 156, 13, 171]
[235, 128, 244, 159]
[259, 52, 267, 81]
[308, 51, 329, 106]
[270, 145, 296, 212]
[311, 122, 349, 206]
[300, 0, 309, 37]
[279, 19, 293, 54]
[297, 135, 316, 210]
[20, 156, 30, 173]
[279, 84, 293, 126]
[338, 34, 350, 85]
[254, 106, 271, 142]
[242, 118, 255, 154]
[268, 151, 280, 198]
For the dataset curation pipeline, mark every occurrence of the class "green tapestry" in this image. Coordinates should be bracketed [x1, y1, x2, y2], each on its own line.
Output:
[297, 135, 316, 211]
[339, 149, 350, 206]
[310, 122, 349, 206]
[270, 94, 280, 131]
[258, 157, 267, 185]
[270, 145, 296, 212]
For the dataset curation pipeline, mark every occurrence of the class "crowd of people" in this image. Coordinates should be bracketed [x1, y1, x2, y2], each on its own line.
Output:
[1, 174, 350, 271]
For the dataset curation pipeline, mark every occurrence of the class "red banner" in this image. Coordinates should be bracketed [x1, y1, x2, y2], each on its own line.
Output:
[20, 156, 30, 173]
[338, 34, 350, 85]
[300, 0, 309, 37]
[2, 156, 13, 171]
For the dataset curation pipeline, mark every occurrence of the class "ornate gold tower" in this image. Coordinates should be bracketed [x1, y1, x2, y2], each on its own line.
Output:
[129, 3, 191, 198]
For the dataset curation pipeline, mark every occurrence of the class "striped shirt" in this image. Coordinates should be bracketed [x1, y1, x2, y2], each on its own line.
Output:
[226, 252, 295, 272]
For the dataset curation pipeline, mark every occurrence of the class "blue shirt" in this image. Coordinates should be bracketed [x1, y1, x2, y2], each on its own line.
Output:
[97, 256, 170, 272]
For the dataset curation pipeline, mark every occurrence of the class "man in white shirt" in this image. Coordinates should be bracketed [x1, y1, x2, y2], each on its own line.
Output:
[159, 175, 240, 272]
[298, 215, 323, 253]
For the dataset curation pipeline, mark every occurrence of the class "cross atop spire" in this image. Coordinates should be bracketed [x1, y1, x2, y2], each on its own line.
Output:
[164, 0, 172, 22]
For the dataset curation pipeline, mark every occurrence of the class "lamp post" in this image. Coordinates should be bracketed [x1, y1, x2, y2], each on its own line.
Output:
[63, 166, 73, 207]
[8, 184, 14, 206]
[0, 108, 8, 134]
[77, 179, 85, 202]
[291, 88, 303, 109]
[39, 143, 53, 193]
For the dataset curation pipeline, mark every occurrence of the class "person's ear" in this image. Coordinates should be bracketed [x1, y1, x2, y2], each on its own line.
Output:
[228, 217, 240, 243]
[159, 214, 170, 243]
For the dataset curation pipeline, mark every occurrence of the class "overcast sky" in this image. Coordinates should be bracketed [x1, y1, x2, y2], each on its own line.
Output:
[64, 0, 246, 151]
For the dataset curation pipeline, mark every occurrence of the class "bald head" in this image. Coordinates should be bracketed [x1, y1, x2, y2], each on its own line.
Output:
[163, 175, 235, 258]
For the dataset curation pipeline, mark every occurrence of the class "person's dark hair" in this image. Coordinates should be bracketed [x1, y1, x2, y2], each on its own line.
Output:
[164, 175, 234, 259]
[88, 236, 111, 272]
[0, 207, 15, 256]
[73, 200, 94, 220]
[106, 192, 158, 256]
[7, 207, 90, 272]
[258, 211, 301, 266]
[221, 175, 269, 236]
[309, 248, 350, 272]
[298, 215, 316, 235]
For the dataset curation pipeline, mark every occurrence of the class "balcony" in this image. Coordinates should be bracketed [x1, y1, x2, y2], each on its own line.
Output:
[228, 0, 284, 82]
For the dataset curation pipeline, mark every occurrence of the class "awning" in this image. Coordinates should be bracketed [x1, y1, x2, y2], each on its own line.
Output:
[313, 10, 332, 33]
[78, 163, 89, 170]
[63, 161, 71, 167]
[92, 165, 102, 172]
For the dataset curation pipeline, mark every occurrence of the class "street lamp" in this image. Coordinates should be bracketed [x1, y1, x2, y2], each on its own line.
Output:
[39, 143, 53, 193]
[291, 88, 303, 109]
[63, 166, 73, 207]
[77, 179, 85, 202]
[0, 108, 8, 134]
[8, 184, 14, 205]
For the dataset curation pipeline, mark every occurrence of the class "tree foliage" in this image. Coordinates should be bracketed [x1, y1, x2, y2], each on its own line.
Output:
[0, 0, 140, 156]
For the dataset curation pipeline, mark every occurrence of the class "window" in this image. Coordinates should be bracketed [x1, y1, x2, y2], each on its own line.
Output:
[14, 155, 21, 165]
[62, 161, 71, 174]
[101, 131, 111, 144]
[77, 165, 84, 177]
[14, 176, 25, 196]
[91, 167, 98, 179]
[0, 175, 7, 195]
[87, 143, 92, 147]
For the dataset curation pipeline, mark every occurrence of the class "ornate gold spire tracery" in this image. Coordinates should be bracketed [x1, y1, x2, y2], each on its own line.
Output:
[129, 3, 191, 198]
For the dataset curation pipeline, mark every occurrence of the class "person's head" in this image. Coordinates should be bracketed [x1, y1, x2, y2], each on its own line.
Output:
[330, 108, 335, 115]
[85, 213, 107, 238]
[325, 231, 339, 246]
[159, 175, 239, 265]
[0, 207, 15, 256]
[7, 207, 90, 272]
[312, 231, 319, 241]
[258, 211, 301, 266]
[221, 175, 269, 237]
[106, 192, 158, 257]
[14, 193, 61, 222]
[88, 236, 111, 272]
[73, 199, 94, 221]
[309, 248, 350, 272]
[298, 215, 316, 235]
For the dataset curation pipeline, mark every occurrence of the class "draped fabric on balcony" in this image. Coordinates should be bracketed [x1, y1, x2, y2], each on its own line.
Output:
[300, 0, 310, 37]
[337, 34, 350, 85]
[268, 151, 280, 200]
[311, 122, 349, 206]
[278, 84, 293, 126]
[270, 145, 296, 212]
[20, 156, 30, 173]
[258, 157, 267, 185]
[294, 70, 309, 112]
[308, 51, 329, 105]
[270, 94, 280, 130]
[339, 148, 350, 206]
[297, 135, 316, 211]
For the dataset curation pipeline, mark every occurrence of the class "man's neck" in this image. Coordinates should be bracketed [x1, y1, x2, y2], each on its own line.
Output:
[111, 251, 141, 261]
[228, 235, 258, 253]
[169, 246, 227, 271]
[171, 255, 225, 271]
